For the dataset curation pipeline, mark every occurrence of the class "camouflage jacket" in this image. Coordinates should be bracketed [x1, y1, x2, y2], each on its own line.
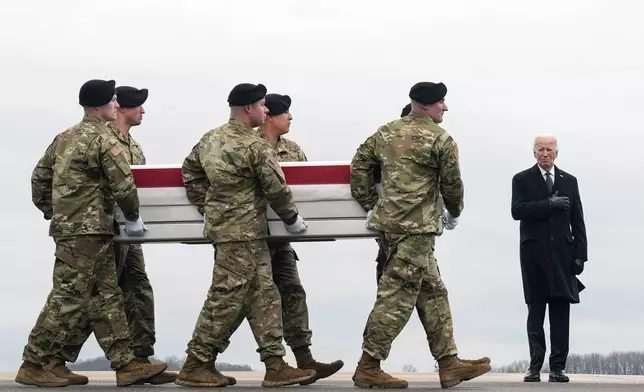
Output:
[31, 115, 140, 237]
[182, 120, 299, 243]
[182, 139, 209, 216]
[256, 128, 308, 163]
[182, 129, 308, 214]
[350, 112, 463, 234]
[106, 122, 146, 165]
[256, 128, 307, 251]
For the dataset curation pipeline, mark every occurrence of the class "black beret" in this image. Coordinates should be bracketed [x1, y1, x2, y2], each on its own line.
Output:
[400, 103, 411, 117]
[265, 93, 292, 116]
[409, 82, 447, 105]
[116, 86, 148, 108]
[79, 79, 116, 107]
[227, 83, 267, 107]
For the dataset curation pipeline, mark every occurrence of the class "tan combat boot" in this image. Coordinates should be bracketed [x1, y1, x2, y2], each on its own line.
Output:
[437, 355, 491, 389]
[461, 356, 491, 365]
[44, 360, 89, 385]
[261, 355, 317, 387]
[352, 351, 408, 389]
[174, 354, 230, 387]
[115, 359, 168, 387]
[293, 346, 344, 385]
[14, 361, 70, 387]
[213, 354, 237, 386]
[132, 357, 178, 385]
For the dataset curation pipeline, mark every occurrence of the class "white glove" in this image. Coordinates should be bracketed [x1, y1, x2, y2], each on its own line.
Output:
[285, 215, 307, 234]
[442, 209, 459, 230]
[124, 216, 148, 236]
[365, 210, 377, 230]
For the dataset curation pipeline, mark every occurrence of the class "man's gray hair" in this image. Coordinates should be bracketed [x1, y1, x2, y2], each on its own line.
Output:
[533, 133, 558, 151]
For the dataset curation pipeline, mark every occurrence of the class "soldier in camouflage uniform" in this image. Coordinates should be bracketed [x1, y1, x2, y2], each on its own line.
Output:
[369, 105, 491, 372]
[372, 105, 451, 283]
[182, 93, 344, 385]
[373, 103, 447, 282]
[369, 105, 489, 370]
[176, 83, 316, 388]
[350, 82, 491, 389]
[51, 86, 177, 385]
[20, 79, 167, 387]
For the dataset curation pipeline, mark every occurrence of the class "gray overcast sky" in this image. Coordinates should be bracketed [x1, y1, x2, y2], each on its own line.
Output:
[1, 0, 643, 373]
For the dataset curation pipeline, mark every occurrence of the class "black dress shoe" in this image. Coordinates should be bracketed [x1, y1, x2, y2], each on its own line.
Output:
[523, 370, 540, 382]
[548, 370, 569, 382]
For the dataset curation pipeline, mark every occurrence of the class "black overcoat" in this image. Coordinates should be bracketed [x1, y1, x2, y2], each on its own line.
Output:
[511, 164, 588, 304]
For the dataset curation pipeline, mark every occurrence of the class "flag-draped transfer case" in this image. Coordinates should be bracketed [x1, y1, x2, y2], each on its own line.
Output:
[114, 161, 378, 244]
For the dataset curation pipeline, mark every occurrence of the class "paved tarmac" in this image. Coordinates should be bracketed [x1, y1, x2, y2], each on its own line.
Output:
[2, 372, 644, 391]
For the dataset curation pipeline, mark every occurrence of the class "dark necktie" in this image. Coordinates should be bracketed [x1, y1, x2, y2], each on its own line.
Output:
[545, 172, 554, 193]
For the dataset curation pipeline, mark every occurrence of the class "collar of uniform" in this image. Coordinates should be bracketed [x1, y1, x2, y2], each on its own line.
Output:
[82, 114, 106, 125]
[408, 111, 436, 125]
[227, 119, 255, 133]
[254, 127, 266, 140]
[255, 126, 283, 150]
[274, 137, 289, 154]
[105, 121, 131, 144]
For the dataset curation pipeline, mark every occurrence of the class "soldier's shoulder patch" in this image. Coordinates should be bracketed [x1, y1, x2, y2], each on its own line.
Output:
[110, 143, 124, 156]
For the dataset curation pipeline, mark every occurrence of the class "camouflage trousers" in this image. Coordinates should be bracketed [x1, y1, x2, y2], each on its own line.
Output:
[22, 235, 135, 370]
[55, 242, 156, 363]
[374, 238, 441, 282]
[214, 242, 312, 355]
[186, 240, 286, 362]
[362, 232, 458, 361]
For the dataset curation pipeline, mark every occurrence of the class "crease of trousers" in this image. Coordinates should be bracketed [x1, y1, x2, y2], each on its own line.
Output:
[527, 299, 570, 372]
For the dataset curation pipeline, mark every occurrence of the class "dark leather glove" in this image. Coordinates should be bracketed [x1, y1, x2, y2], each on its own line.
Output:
[572, 258, 585, 275]
[549, 191, 570, 210]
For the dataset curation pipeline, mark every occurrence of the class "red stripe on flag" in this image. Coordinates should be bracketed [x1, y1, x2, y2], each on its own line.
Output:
[283, 165, 350, 185]
[132, 168, 183, 188]
[131, 165, 352, 188]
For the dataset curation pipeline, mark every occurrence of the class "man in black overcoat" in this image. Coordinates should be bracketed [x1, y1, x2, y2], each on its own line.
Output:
[511, 134, 588, 383]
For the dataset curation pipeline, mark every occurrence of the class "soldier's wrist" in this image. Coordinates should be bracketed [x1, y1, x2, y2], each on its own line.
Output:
[125, 212, 140, 222]
[284, 214, 298, 225]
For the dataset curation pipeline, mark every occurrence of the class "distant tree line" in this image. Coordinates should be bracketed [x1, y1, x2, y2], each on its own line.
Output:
[402, 364, 417, 372]
[494, 351, 644, 375]
[68, 355, 252, 371]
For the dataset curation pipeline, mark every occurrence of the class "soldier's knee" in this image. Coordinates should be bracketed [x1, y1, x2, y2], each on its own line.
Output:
[378, 272, 422, 298]
[383, 258, 424, 286]
[423, 280, 448, 298]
